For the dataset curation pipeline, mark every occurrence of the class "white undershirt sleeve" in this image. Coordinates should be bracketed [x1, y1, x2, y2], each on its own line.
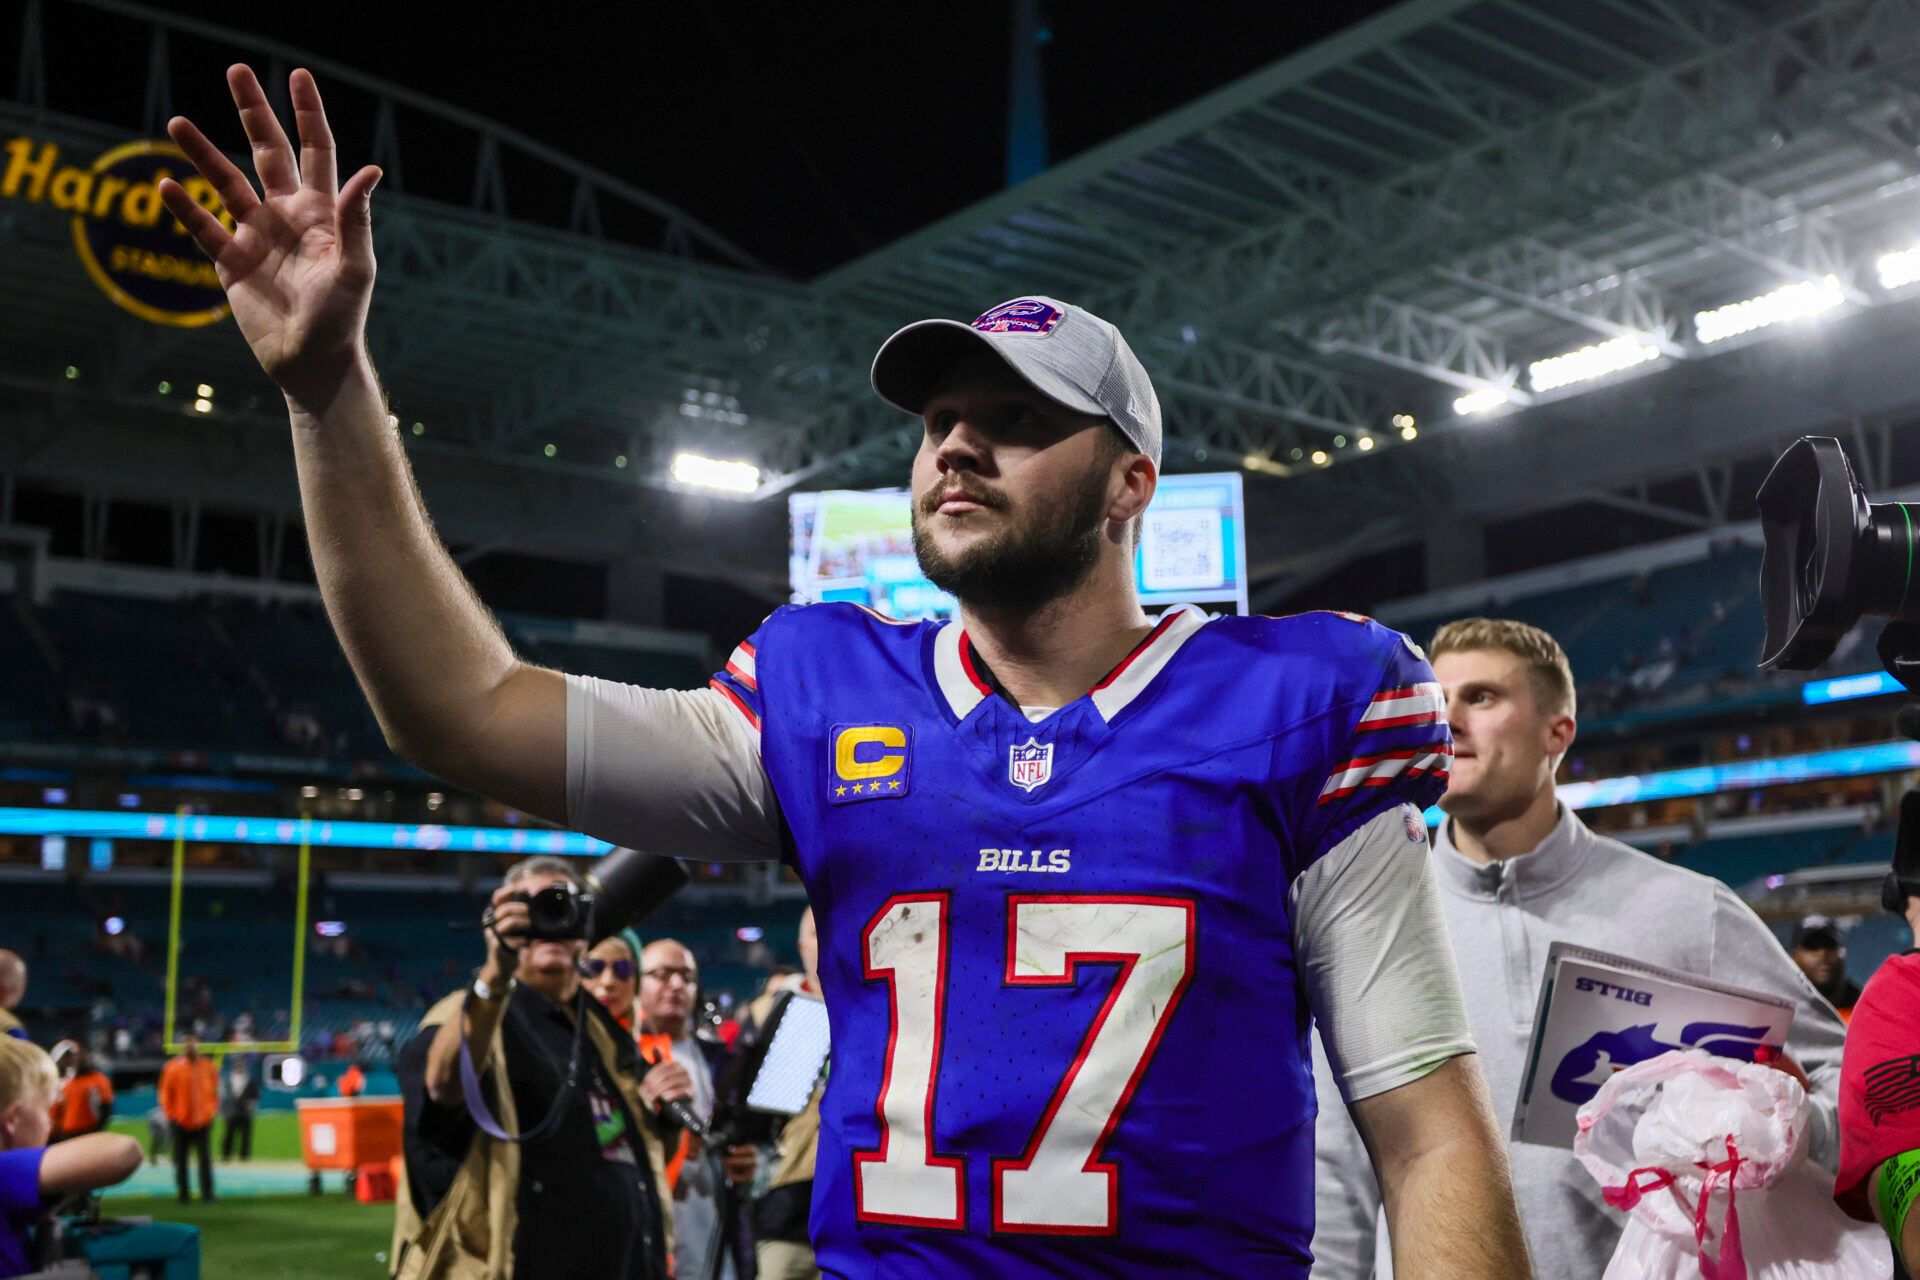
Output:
[1291, 805, 1476, 1103]
[565, 674, 784, 862]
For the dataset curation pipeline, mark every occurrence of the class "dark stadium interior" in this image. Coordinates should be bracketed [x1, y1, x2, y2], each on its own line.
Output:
[5, 0, 1920, 1273]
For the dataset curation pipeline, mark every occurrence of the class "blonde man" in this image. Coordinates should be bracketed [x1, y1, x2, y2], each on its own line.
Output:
[0, 1037, 141, 1275]
[1311, 618, 1849, 1279]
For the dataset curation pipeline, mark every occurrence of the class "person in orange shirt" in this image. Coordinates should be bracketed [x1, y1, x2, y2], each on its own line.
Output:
[158, 1035, 217, 1204]
[337, 1062, 365, 1098]
[51, 1046, 113, 1141]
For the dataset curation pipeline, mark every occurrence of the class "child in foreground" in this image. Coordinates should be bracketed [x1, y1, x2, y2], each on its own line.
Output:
[0, 1036, 141, 1277]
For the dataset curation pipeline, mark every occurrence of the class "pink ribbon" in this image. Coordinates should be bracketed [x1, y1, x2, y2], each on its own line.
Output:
[1693, 1138, 1746, 1280]
[1602, 1137, 1747, 1280]
[1603, 1165, 1677, 1211]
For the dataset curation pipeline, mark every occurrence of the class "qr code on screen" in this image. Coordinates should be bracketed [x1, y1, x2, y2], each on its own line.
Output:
[1141, 509, 1224, 591]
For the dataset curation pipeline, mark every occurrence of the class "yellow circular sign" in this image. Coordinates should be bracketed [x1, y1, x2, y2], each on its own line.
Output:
[70, 140, 233, 329]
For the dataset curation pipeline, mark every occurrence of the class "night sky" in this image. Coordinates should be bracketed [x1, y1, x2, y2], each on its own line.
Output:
[69, 1, 1399, 277]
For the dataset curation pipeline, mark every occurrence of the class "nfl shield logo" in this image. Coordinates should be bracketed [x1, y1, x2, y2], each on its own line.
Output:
[1008, 737, 1055, 792]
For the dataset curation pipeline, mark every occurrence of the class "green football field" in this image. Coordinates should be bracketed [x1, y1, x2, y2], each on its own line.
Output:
[98, 1112, 388, 1277]
[97, 1194, 391, 1280]
[110, 1109, 304, 1161]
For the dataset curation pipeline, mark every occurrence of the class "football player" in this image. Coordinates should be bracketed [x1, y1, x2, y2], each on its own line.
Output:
[160, 67, 1530, 1277]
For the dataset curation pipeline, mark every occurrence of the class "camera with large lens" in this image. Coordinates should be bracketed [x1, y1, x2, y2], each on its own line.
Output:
[510, 848, 693, 942]
[512, 882, 592, 941]
[1756, 435, 1920, 672]
[1758, 435, 1920, 919]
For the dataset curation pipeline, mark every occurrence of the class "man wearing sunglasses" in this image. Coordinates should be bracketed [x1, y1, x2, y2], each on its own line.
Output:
[638, 941, 758, 1280]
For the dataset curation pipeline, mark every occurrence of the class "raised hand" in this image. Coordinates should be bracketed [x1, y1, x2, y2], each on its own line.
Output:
[158, 66, 382, 406]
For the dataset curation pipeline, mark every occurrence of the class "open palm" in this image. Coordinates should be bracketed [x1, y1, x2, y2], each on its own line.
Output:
[159, 66, 381, 399]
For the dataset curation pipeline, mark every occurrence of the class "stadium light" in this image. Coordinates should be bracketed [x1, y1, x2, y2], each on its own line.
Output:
[1357, 435, 1375, 451]
[192, 398, 212, 414]
[1453, 387, 1511, 416]
[196, 383, 213, 398]
[1400, 423, 1418, 441]
[1878, 246, 1920, 290]
[671, 451, 761, 494]
[1528, 335, 1660, 393]
[1310, 449, 1330, 466]
[1692, 275, 1844, 345]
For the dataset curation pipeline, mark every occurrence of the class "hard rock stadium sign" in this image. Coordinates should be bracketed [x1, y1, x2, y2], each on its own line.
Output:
[2, 135, 236, 328]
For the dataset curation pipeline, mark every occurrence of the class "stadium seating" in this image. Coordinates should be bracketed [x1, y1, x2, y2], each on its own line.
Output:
[1382, 545, 1889, 731]
[0, 602, 64, 741]
[0, 589, 715, 761]
[1666, 826, 1887, 891]
[35, 593, 280, 752]
[0, 872, 806, 1059]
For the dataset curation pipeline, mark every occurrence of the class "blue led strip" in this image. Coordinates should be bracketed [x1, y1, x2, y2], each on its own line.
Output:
[9, 734, 1920, 845]
[1425, 737, 1920, 826]
[1801, 670, 1902, 704]
[0, 809, 613, 856]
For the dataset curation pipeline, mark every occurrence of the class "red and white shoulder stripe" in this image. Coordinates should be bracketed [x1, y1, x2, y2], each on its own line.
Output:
[709, 639, 761, 738]
[723, 640, 758, 691]
[708, 678, 760, 735]
[1317, 743, 1452, 804]
[1355, 682, 1444, 732]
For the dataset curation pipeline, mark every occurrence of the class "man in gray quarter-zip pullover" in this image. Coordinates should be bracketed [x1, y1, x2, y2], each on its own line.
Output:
[1310, 618, 1847, 1279]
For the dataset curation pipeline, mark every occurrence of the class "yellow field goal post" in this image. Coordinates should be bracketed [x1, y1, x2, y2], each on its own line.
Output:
[160, 809, 312, 1056]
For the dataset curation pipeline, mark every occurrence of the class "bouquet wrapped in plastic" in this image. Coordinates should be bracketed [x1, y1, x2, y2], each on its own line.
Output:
[1573, 1048, 1888, 1279]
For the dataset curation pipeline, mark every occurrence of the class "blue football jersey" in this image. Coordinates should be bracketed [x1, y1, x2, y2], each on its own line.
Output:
[708, 603, 1450, 1277]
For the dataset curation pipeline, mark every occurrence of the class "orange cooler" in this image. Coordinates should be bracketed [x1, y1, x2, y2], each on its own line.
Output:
[297, 1095, 404, 1171]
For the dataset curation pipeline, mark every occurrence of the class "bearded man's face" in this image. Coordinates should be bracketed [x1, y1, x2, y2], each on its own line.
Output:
[909, 353, 1123, 613]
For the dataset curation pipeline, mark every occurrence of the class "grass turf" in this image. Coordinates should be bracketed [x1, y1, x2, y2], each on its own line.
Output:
[111, 1110, 304, 1161]
[95, 1193, 391, 1279]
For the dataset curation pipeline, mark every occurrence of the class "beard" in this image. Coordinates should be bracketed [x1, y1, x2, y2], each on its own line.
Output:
[912, 468, 1111, 612]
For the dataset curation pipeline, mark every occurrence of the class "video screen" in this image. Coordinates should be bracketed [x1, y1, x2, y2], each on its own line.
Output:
[788, 472, 1248, 618]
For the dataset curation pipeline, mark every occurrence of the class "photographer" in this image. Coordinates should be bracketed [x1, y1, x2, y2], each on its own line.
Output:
[1835, 872, 1920, 1276]
[391, 856, 671, 1280]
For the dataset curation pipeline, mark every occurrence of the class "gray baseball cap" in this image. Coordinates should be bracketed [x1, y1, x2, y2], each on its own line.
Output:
[870, 296, 1163, 465]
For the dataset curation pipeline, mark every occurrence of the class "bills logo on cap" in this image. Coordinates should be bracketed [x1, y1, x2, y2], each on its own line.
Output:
[973, 298, 1063, 336]
[1009, 737, 1055, 792]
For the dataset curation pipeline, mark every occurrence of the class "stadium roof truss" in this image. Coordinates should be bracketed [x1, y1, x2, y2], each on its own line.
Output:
[10, 0, 1920, 579]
